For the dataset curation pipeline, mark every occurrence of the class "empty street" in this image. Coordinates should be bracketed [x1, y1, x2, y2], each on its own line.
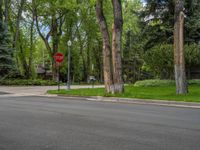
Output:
[0, 95, 199, 150]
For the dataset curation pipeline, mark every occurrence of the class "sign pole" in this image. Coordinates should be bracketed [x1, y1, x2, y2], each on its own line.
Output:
[54, 52, 65, 91]
[58, 64, 60, 91]
[67, 40, 72, 90]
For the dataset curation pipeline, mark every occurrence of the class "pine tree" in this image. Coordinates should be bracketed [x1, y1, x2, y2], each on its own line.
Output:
[0, 20, 15, 79]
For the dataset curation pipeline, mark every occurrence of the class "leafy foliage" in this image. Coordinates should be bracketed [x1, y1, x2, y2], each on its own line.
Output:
[144, 44, 174, 79]
[144, 43, 200, 79]
[122, 0, 144, 83]
[0, 79, 57, 86]
[0, 0, 199, 87]
[141, 0, 200, 50]
[134, 79, 175, 87]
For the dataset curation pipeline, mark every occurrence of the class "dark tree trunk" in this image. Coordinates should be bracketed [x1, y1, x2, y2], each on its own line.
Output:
[4, 0, 9, 31]
[13, 0, 25, 48]
[86, 38, 90, 78]
[19, 36, 29, 78]
[28, 6, 35, 79]
[51, 15, 59, 80]
[95, 0, 114, 94]
[187, 67, 191, 80]
[111, 0, 124, 93]
[0, 0, 3, 21]
[174, 0, 188, 94]
[77, 29, 87, 82]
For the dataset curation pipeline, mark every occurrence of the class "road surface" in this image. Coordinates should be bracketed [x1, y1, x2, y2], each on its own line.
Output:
[0, 95, 199, 150]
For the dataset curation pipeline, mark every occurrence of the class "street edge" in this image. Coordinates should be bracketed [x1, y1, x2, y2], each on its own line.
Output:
[46, 94, 200, 109]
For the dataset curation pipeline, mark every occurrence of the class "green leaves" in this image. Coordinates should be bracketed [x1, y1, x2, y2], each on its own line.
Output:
[144, 44, 174, 79]
[144, 43, 200, 79]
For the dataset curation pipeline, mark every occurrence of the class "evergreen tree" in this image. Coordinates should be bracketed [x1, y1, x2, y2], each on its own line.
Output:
[185, 0, 200, 43]
[0, 20, 15, 79]
[141, 0, 200, 49]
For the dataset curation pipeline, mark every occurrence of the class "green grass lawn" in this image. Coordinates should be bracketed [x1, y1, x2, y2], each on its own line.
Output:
[47, 85, 200, 102]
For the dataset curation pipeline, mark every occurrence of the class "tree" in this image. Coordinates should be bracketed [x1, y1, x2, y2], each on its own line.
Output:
[95, 0, 124, 94]
[174, 0, 188, 94]
[185, 0, 200, 43]
[34, 0, 66, 80]
[122, 0, 143, 83]
[13, 0, 25, 49]
[0, 3, 15, 79]
[111, 0, 124, 93]
[141, 0, 200, 50]
[95, 0, 114, 94]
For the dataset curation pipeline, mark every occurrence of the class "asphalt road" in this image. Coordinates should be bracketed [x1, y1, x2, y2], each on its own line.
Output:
[0, 96, 199, 150]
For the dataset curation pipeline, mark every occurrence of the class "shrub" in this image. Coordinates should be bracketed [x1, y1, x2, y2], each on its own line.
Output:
[188, 79, 200, 86]
[0, 79, 57, 86]
[134, 79, 175, 87]
[134, 79, 200, 87]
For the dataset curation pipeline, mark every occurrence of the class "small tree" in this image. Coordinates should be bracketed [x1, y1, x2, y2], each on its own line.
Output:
[0, 21, 15, 79]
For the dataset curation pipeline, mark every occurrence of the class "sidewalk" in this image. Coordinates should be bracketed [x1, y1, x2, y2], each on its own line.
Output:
[0, 85, 104, 96]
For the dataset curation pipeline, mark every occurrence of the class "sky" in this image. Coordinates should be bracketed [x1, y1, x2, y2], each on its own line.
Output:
[141, 0, 147, 6]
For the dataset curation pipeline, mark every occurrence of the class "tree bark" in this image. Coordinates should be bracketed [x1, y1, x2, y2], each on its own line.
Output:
[95, 0, 114, 94]
[28, 4, 35, 79]
[111, 0, 124, 93]
[4, 0, 9, 31]
[0, 0, 3, 21]
[13, 0, 25, 48]
[174, 0, 188, 94]
[19, 34, 29, 78]
[51, 15, 59, 81]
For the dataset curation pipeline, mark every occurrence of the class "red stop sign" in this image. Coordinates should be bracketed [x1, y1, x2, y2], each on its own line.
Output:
[54, 52, 64, 63]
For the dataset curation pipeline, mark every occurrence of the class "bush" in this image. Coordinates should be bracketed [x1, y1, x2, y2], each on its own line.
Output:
[134, 79, 175, 87]
[188, 79, 200, 86]
[134, 79, 200, 87]
[0, 79, 57, 86]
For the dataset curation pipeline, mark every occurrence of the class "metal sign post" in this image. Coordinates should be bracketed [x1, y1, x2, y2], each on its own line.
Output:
[54, 52, 64, 91]
[58, 64, 60, 91]
[67, 40, 72, 90]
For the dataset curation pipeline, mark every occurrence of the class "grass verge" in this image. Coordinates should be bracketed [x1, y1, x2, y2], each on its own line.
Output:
[47, 85, 200, 102]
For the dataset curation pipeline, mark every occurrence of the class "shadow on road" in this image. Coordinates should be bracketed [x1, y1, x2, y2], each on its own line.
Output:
[0, 91, 10, 95]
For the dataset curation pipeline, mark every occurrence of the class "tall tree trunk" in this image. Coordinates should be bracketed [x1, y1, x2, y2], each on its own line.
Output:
[19, 35, 29, 78]
[13, 0, 25, 48]
[174, 0, 188, 94]
[4, 0, 9, 31]
[86, 37, 90, 79]
[28, 7, 35, 79]
[51, 15, 59, 81]
[111, 0, 124, 93]
[0, 0, 3, 21]
[95, 0, 114, 94]
[77, 29, 87, 82]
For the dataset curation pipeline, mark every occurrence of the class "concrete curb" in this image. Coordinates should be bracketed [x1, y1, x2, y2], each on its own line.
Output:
[53, 95, 200, 109]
